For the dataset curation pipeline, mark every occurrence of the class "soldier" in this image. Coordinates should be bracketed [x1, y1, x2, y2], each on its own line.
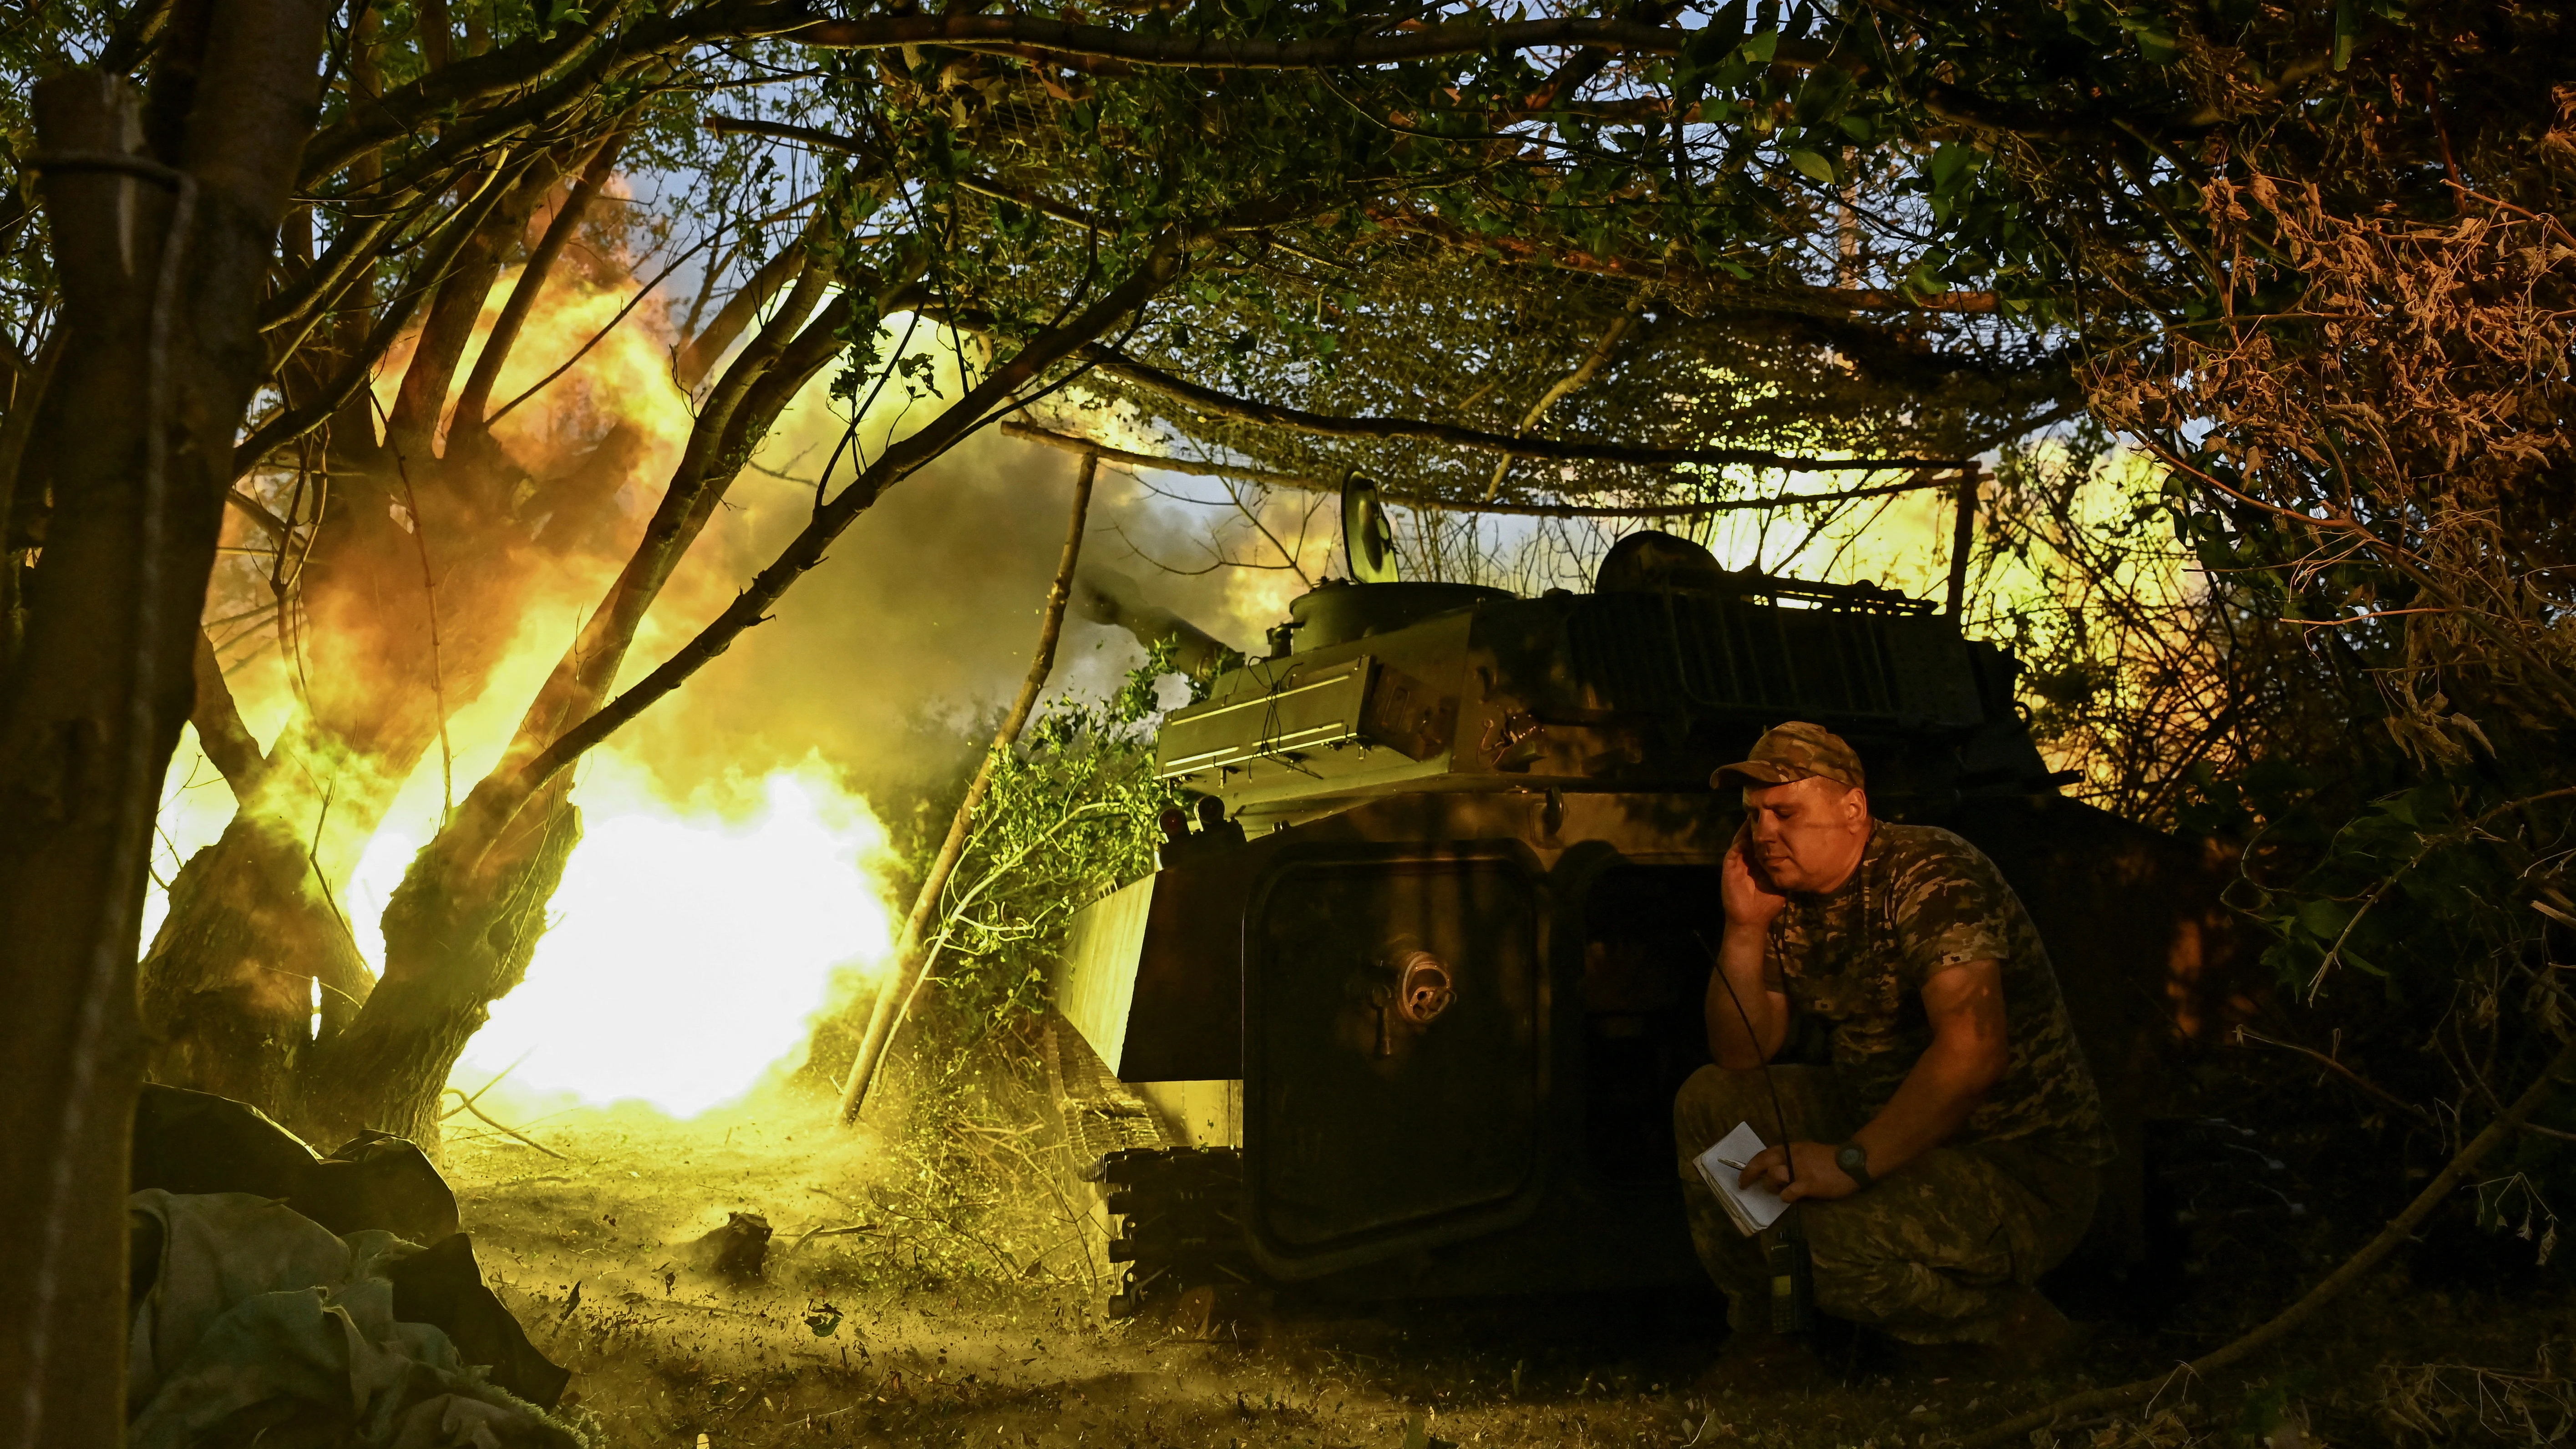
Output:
[1678, 721, 2113, 1377]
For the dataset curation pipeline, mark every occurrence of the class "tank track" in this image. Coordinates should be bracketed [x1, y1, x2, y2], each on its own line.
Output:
[1091, 1146, 1254, 1320]
[1042, 1018, 1257, 1322]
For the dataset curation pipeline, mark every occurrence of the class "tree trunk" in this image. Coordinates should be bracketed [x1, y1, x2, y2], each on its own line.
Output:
[0, 332, 64, 660]
[144, 177, 824, 1131]
[137, 812, 374, 1110]
[298, 787, 581, 1149]
[289, 264, 865, 1146]
[138, 421, 642, 1115]
[283, 221, 1175, 1157]
[0, 2, 327, 1439]
[137, 504, 533, 1113]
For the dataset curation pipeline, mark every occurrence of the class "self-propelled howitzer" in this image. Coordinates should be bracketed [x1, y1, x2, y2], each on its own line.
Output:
[1051, 542, 2234, 1319]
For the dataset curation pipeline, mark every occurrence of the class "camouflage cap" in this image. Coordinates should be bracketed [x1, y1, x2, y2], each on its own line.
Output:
[1711, 721, 1866, 791]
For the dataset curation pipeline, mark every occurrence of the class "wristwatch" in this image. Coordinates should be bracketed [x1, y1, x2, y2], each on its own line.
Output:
[1835, 1142, 1876, 1191]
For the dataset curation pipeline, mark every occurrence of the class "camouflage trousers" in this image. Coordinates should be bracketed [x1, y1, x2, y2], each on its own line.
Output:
[1673, 1064, 2099, 1344]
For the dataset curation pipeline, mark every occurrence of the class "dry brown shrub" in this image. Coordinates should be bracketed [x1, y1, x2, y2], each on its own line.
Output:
[2088, 166, 2576, 750]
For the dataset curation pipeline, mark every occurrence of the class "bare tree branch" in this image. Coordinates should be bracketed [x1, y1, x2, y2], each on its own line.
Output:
[188, 628, 269, 797]
[1002, 421, 1965, 516]
[232, 155, 525, 476]
[257, 202, 406, 340]
[492, 252, 858, 773]
[1485, 287, 1647, 499]
[1963, 1040, 2576, 1449]
[791, 12, 1741, 71]
[673, 228, 807, 390]
[495, 228, 1193, 822]
[706, 116, 1113, 236]
[1080, 345, 1970, 472]
[388, 153, 568, 454]
[450, 125, 629, 440]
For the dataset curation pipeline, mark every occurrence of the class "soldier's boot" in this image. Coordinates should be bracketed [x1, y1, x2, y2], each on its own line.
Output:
[1694, 1326, 1826, 1394]
[1983, 1285, 2087, 1373]
[1890, 1287, 2087, 1378]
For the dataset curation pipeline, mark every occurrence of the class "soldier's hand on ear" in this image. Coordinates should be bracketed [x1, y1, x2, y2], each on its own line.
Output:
[1722, 826, 1791, 929]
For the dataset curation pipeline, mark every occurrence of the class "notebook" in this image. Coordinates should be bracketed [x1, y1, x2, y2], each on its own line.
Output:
[1692, 1120, 1791, 1236]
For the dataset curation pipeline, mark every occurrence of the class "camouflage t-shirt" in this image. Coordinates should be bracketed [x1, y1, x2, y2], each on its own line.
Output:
[1762, 823, 2114, 1164]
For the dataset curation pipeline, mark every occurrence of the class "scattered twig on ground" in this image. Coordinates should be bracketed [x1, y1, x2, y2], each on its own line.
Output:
[441, 1088, 572, 1160]
[2377, 1348, 2576, 1446]
[439, 1050, 535, 1120]
[2232, 1025, 2443, 1129]
[787, 1222, 884, 1253]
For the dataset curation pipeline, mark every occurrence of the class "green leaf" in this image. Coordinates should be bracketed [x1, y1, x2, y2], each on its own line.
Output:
[1679, 5, 1748, 74]
[1786, 148, 1836, 185]
[1742, 28, 1778, 63]
[2297, 897, 2352, 942]
[2060, 0, 2118, 45]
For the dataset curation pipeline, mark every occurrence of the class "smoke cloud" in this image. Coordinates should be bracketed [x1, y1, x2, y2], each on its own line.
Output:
[593, 392, 1304, 806]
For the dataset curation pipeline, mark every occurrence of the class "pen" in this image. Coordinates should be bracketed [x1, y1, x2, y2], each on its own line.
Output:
[1714, 1157, 1749, 1170]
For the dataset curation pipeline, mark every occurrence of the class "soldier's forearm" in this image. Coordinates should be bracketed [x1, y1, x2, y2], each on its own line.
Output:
[1853, 1008, 2007, 1177]
[1705, 925, 1786, 1068]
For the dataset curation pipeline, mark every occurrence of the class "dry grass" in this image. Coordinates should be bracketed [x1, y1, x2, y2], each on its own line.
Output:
[434, 1067, 2574, 1449]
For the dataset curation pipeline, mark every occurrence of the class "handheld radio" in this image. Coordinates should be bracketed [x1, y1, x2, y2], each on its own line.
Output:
[1700, 926, 1817, 1335]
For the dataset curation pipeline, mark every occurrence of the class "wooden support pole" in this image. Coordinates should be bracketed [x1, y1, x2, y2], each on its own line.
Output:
[835, 452, 1099, 1124]
[1944, 464, 1979, 620]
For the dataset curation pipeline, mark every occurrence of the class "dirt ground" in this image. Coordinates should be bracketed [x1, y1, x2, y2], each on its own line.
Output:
[438, 1078, 2573, 1449]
